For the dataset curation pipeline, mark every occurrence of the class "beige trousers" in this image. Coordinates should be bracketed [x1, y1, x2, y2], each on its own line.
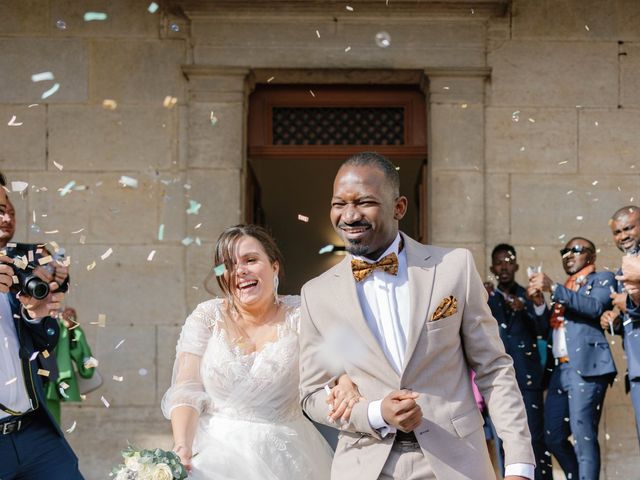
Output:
[378, 444, 436, 480]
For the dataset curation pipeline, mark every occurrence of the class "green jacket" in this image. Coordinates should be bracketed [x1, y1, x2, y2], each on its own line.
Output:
[45, 321, 94, 402]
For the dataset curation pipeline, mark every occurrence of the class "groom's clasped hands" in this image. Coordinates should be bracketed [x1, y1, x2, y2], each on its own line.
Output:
[381, 390, 422, 433]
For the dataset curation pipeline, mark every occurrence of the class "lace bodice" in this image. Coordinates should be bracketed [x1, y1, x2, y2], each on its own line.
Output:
[162, 296, 303, 423]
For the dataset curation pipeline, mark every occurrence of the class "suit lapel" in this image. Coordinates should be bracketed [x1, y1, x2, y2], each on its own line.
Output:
[329, 256, 400, 381]
[402, 234, 436, 371]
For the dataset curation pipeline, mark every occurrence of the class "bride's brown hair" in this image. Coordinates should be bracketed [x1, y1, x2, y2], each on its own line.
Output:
[205, 224, 284, 307]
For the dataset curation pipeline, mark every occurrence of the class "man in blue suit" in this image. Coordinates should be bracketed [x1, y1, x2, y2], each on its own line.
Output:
[601, 205, 640, 451]
[0, 184, 83, 479]
[529, 237, 616, 480]
[488, 244, 551, 480]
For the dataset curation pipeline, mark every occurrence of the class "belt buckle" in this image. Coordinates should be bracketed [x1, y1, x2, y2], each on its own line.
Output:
[1, 420, 20, 435]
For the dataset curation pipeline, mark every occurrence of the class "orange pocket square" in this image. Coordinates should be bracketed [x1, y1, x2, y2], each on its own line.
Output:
[430, 295, 458, 321]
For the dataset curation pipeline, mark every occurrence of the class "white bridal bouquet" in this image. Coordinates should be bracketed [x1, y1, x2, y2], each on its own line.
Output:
[111, 445, 188, 480]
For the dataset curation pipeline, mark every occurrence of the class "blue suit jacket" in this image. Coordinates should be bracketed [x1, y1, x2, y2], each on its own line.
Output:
[623, 293, 640, 381]
[550, 270, 617, 380]
[6, 293, 68, 442]
[488, 283, 549, 390]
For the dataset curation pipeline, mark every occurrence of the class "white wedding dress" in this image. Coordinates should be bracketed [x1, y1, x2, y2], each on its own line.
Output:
[161, 296, 333, 480]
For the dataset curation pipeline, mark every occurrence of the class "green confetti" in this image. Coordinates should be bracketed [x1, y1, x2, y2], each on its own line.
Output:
[41, 83, 60, 99]
[186, 200, 201, 215]
[147, 2, 159, 13]
[59, 180, 76, 197]
[158, 224, 165, 241]
[318, 244, 335, 254]
[213, 264, 225, 276]
[84, 12, 108, 21]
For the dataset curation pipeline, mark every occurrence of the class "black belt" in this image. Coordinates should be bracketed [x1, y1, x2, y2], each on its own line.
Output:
[0, 411, 35, 435]
[394, 430, 418, 445]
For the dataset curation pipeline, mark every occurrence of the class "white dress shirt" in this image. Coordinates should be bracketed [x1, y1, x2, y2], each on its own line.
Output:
[0, 293, 33, 420]
[355, 234, 534, 480]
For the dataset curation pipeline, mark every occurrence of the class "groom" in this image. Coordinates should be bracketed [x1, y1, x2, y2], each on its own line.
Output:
[299, 152, 535, 479]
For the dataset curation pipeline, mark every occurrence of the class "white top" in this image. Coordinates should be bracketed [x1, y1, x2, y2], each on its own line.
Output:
[0, 293, 33, 420]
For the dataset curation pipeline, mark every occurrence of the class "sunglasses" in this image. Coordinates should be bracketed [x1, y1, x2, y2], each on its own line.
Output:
[560, 245, 593, 257]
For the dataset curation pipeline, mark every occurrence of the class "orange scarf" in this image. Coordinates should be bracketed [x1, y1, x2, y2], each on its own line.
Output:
[549, 264, 596, 329]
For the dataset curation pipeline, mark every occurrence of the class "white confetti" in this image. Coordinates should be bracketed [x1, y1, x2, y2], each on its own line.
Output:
[4, 377, 17, 386]
[114, 339, 126, 350]
[100, 248, 113, 260]
[7, 115, 23, 126]
[576, 216, 584, 221]
[267, 76, 275, 83]
[52, 160, 64, 171]
[102, 99, 118, 110]
[118, 176, 138, 188]
[297, 214, 309, 222]
[66, 421, 77, 433]
[112, 375, 124, 382]
[346, 5, 354, 11]
[163, 96, 177, 108]
[345, 46, 351, 52]
[31, 72, 54, 82]
[147, 250, 156, 261]
[100, 396, 110, 408]
[147, 2, 159, 13]
[315, 29, 321, 38]
[41, 83, 60, 99]
[11, 181, 29, 193]
[138, 368, 148, 376]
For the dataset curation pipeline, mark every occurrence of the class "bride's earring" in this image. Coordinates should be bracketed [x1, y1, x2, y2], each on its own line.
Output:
[273, 274, 279, 304]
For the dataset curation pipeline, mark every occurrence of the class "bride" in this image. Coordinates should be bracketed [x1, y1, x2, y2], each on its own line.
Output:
[162, 225, 361, 479]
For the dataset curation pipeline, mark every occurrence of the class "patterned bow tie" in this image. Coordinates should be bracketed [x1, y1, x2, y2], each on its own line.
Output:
[351, 252, 399, 282]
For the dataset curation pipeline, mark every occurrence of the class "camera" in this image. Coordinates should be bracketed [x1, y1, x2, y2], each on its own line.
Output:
[1, 243, 68, 300]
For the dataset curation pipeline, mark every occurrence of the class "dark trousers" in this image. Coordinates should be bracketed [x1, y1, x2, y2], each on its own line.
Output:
[0, 410, 83, 480]
[544, 363, 609, 480]
[631, 378, 640, 451]
[492, 389, 552, 480]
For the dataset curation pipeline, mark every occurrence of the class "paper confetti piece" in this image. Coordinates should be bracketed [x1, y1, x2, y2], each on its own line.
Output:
[346, 5, 354, 11]
[41, 83, 60, 99]
[138, 368, 148, 376]
[71, 228, 85, 234]
[158, 224, 165, 240]
[42, 349, 50, 359]
[37, 369, 50, 377]
[147, 250, 156, 261]
[90, 315, 106, 328]
[100, 248, 113, 260]
[194, 223, 202, 229]
[210, 111, 218, 126]
[181, 237, 194, 246]
[319, 245, 335, 254]
[7, 115, 23, 126]
[4, 377, 17, 386]
[213, 264, 226, 276]
[315, 30, 321, 38]
[186, 200, 202, 215]
[11, 181, 28, 193]
[84, 12, 108, 21]
[163, 96, 177, 108]
[101, 396, 110, 408]
[147, 2, 159, 13]
[29, 351, 39, 361]
[84, 356, 99, 368]
[52, 160, 64, 170]
[309, 90, 316, 97]
[345, 46, 351, 52]
[267, 76, 275, 83]
[59, 180, 76, 196]
[102, 99, 118, 110]
[298, 214, 309, 222]
[113, 375, 124, 382]
[31, 71, 54, 82]
[66, 421, 77, 433]
[37, 255, 53, 266]
[114, 339, 126, 350]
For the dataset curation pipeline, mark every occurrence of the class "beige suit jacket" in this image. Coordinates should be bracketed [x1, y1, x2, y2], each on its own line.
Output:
[299, 233, 534, 479]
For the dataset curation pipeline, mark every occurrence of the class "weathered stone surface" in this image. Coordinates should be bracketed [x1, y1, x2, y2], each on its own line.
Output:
[185, 169, 242, 242]
[428, 75, 487, 104]
[48, 105, 177, 171]
[0, 0, 49, 35]
[157, 172, 187, 243]
[0, 38, 88, 103]
[485, 173, 510, 244]
[0, 105, 46, 171]
[5, 187, 28, 241]
[25, 172, 162, 245]
[486, 107, 577, 173]
[64, 406, 172, 480]
[51, 0, 160, 38]
[61, 244, 186, 326]
[157, 325, 182, 403]
[620, 44, 640, 107]
[430, 103, 483, 172]
[430, 171, 484, 244]
[186, 241, 218, 312]
[90, 40, 186, 104]
[188, 102, 244, 169]
[489, 40, 618, 107]
[579, 108, 640, 173]
[510, 174, 640, 246]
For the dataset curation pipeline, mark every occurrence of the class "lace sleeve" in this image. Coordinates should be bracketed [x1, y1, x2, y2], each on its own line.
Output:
[280, 295, 302, 334]
[161, 300, 219, 419]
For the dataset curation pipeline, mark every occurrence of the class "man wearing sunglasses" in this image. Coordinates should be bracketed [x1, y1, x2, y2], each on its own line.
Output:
[602, 205, 640, 450]
[529, 238, 616, 480]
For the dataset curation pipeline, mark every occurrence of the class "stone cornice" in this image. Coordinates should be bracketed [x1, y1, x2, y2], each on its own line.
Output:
[424, 67, 491, 77]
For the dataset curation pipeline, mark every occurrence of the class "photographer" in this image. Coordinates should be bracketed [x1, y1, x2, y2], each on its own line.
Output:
[0, 180, 83, 478]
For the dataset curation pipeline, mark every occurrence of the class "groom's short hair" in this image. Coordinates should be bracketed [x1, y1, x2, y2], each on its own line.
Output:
[341, 152, 400, 197]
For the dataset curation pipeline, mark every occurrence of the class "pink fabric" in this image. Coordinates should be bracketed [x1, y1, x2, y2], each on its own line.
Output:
[470, 370, 485, 412]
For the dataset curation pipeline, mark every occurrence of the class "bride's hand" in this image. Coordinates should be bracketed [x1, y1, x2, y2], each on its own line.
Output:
[173, 443, 193, 472]
[327, 374, 364, 424]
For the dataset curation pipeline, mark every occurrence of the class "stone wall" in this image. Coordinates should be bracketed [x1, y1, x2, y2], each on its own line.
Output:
[1, 0, 639, 478]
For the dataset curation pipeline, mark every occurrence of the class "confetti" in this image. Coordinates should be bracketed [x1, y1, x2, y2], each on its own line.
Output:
[576, 216, 584, 221]
[528, 118, 535, 123]
[309, 90, 316, 98]
[114, 339, 126, 350]
[147, 250, 156, 261]
[316, 29, 321, 38]
[375, 31, 391, 48]
[158, 224, 165, 240]
[163, 96, 177, 108]
[4, 377, 17, 386]
[11, 181, 28, 193]
[7, 115, 23, 126]
[56, 20, 67, 30]
[267, 76, 275, 83]
[53, 160, 64, 170]
[443, 86, 450, 90]
[298, 214, 309, 222]
[138, 368, 148, 376]
[170, 23, 180, 32]
[194, 223, 202, 229]
[41, 83, 60, 99]
[102, 99, 118, 110]
[592, 180, 598, 186]
[84, 356, 99, 368]
[186, 200, 202, 215]
[66, 421, 77, 433]
[84, 12, 108, 21]
[461, 103, 468, 109]
[558, 160, 568, 165]
[101, 396, 110, 408]
[210, 111, 218, 126]
[113, 375, 124, 382]
[147, 2, 159, 13]
[118, 175, 138, 188]
[182, 237, 194, 246]
[59, 180, 76, 196]
[213, 264, 226, 276]
[37, 369, 50, 377]
[346, 5, 354, 11]
[319, 245, 335, 254]
[31, 72, 54, 82]
[90, 314, 105, 327]
[345, 46, 352, 52]
[29, 351, 39, 361]
[100, 248, 113, 260]
[38, 255, 53, 266]
[585, 25, 590, 31]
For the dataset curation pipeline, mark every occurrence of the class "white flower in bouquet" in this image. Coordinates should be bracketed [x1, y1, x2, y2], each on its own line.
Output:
[124, 453, 142, 472]
[151, 463, 173, 480]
